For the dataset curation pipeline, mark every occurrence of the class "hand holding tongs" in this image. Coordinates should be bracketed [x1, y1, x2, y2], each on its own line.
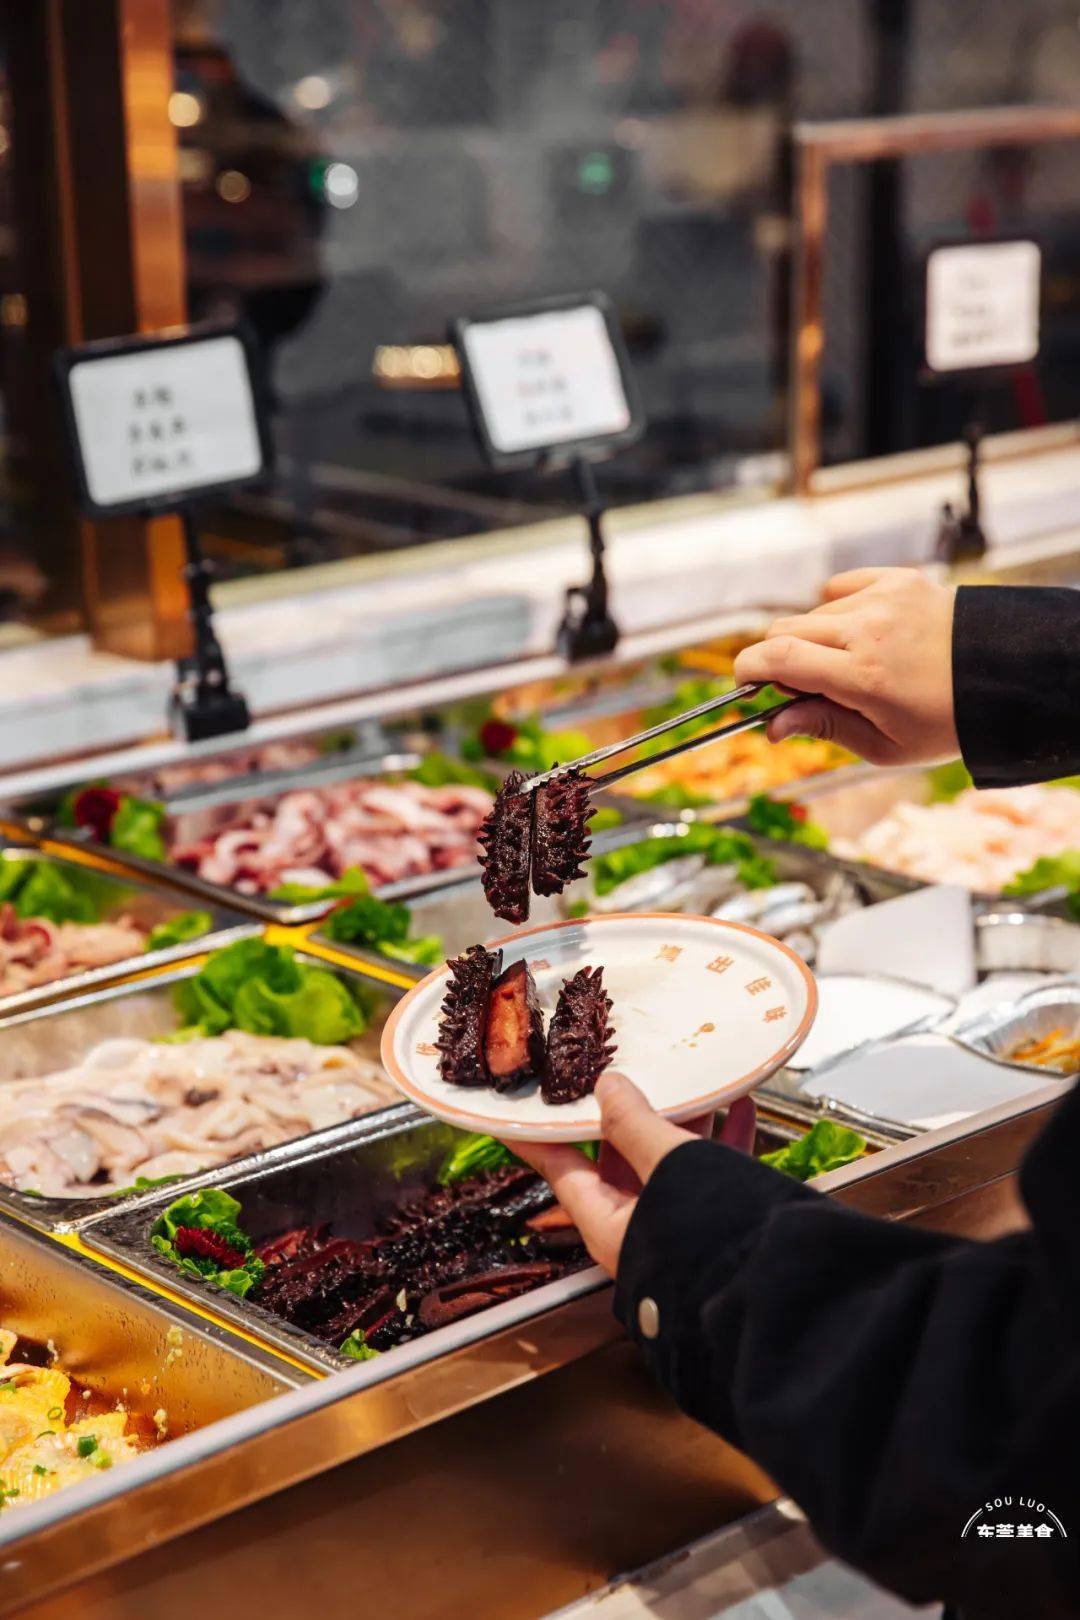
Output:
[517, 683, 800, 795]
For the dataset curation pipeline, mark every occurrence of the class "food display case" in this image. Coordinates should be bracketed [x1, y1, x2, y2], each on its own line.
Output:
[0, 617, 1075, 1620]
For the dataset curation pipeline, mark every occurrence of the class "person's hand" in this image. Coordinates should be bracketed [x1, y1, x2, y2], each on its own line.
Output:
[733, 567, 959, 766]
[512, 1073, 756, 1277]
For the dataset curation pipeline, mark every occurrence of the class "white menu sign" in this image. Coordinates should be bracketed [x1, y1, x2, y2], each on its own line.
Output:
[462, 304, 632, 456]
[925, 240, 1041, 374]
[67, 333, 264, 509]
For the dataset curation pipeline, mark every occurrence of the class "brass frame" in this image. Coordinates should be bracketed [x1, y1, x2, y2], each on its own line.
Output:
[790, 106, 1080, 495]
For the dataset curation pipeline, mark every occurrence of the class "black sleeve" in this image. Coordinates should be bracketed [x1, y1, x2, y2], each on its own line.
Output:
[953, 585, 1080, 787]
[614, 1087, 1080, 1617]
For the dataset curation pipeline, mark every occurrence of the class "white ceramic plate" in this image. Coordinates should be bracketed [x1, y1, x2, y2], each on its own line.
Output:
[380, 913, 818, 1141]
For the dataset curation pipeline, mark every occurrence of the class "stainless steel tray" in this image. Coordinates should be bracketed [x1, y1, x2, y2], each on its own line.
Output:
[0, 1212, 302, 1403]
[952, 981, 1080, 1075]
[311, 817, 923, 978]
[757, 909, 1080, 1137]
[0, 952, 403, 1230]
[80, 1107, 608, 1377]
[0, 842, 257, 1016]
[2, 746, 494, 924]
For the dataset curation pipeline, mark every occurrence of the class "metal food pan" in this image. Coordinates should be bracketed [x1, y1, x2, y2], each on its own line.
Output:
[81, 1108, 607, 1377]
[794, 764, 1076, 904]
[0, 953, 404, 1231]
[311, 818, 922, 978]
[0, 1215, 302, 1418]
[951, 982, 1080, 1076]
[2, 745, 492, 924]
[0, 842, 257, 1016]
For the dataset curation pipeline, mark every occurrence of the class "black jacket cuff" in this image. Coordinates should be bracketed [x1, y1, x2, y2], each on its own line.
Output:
[953, 586, 1080, 787]
[614, 1138, 819, 1413]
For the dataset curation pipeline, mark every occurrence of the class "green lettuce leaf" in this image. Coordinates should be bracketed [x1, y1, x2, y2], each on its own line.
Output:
[1004, 851, 1080, 918]
[172, 940, 369, 1043]
[761, 1120, 867, 1182]
[0, 859, 116, 925]
[339, 1329, 380, 1361]
[406, 751, 501, 793]
[926, 759, 973, 802]
[589, 824, 776, 897]
[146, 910, 213, 953]
[110, 796, 168, 861]
[150, 1188, 265, 1298]
[746, 793, 829, 850]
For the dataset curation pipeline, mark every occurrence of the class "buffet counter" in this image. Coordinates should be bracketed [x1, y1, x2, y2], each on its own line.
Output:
[0, 530, 1075, 1619]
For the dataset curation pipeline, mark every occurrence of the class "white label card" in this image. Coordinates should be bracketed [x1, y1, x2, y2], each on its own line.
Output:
[462, 304, 632, 455]
[68, 334, 264, 508]
[925, 240, 1041, 374]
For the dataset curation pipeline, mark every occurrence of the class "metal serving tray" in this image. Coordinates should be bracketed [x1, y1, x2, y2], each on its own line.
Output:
[311, 817, 922, 978]
[81, 1107, 609, 1377]
[794, 763, 1076, 903]
[757, 909, 1080, 1138]
[0, 952, 403, 1231]
[2, 745, 492, 924]
[952, 981, 1080, 1076]
[0, 842, 257, 1016]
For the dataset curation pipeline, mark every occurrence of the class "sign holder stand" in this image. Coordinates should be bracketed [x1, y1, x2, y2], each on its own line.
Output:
[935, 421, 988, 565]
[556, 455, 619, 661]
[921, 237, 1043, 567]
[452, 291, 643, 666]
[55, 322, 271, 743]
[171, 505, 251, 741]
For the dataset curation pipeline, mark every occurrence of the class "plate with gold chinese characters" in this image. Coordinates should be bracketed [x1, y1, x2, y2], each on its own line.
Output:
[381, 913, 817, 1141]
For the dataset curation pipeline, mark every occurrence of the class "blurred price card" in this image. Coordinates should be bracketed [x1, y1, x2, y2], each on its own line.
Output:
[56, 325, 270, 517]
[924, 238, 1041, 377]
[453, 292, 642, 468]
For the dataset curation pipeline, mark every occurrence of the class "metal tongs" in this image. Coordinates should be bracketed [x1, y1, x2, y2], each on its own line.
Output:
[518, 683, 799, 795]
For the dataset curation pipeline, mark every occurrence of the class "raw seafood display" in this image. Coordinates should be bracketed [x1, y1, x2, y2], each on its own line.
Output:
[171, 777, 494, 894]
[579, 825, 861, 965]
[0, 941, 394, 1197]
[542, 967, 615, 1105]
[0, 857, 211, 998]
[1, 908, 147, 997]
[437, 949, 616, 1105]
[111, 740, 331, 799]
[150, 1171, 588, 1355]
[0, 1030, 394, 1197]
[830, 784, 1080, 893]
[479, 769, 593, 922]
[0, 1329, 150, 1509]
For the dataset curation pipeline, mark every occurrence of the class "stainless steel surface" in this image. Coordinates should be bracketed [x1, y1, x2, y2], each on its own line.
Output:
[0, 1217, 302, 1410]
[0, 953, 402, 1231]
[519, 682, 770, 793]
[81, 1108, 607, 1376]
[952, 982, 1080, 1075]
[3, 747, 473, 924]
[975, 908, 1080, 974]
[312, 817, 921, 978]
[0, 843, 257, 1016]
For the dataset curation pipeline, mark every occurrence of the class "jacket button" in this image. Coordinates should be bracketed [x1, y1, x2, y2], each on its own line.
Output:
[637, 1297, 660, 1340]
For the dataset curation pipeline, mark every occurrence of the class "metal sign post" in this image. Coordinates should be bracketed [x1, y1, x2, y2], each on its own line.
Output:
[55, 322, 272, 740]
[452, 290, 643, 662]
